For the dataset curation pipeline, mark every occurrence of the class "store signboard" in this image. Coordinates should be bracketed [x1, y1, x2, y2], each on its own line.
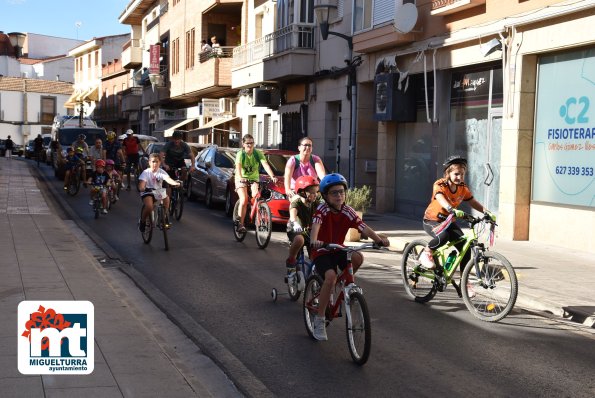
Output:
[149, 45, 160, 74]
[532, 49, 595, 207]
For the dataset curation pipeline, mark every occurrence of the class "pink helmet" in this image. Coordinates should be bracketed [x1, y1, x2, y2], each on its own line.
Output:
[105, 159, 115, 166]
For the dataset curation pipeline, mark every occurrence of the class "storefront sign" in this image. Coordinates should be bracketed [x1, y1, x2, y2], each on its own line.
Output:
[149, 45, 160, 74]
[202, 99, 222, 118]
[533, 49, 595, 207]
[450, 68, 502, 106]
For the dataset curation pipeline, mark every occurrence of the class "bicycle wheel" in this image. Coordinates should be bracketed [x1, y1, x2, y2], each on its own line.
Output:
[461, 251, 518, 322]
[303, 274, 324, 339]
[232, 201, 247, 242]
[158, 206, 169, 251]
[67, 172, 80, 196]
[401, 240, 437, 303]
[174, 188, 184, 220]
[255, 202, 272, 249]
[93, 199, 100, 219]
[287, 266, 301, 302]
[346, 291, 371, 365]
[140, 205, 153, 244]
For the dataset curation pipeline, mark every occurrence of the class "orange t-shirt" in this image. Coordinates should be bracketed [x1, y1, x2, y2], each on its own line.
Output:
[423, 178, 473, 221]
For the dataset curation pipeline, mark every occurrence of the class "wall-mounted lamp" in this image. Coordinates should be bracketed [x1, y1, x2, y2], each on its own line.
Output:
[480, 38, 502, 57]
[7, 32, 26, 58]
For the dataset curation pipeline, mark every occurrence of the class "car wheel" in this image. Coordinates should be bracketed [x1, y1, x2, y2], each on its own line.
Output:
[205, 183, 213, 208]
[225, 189, 233, 217]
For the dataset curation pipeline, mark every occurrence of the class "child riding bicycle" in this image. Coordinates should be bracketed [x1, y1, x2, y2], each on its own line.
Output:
[63, 147, 85, 191]
[86, 159, 111, 214]
[309, 173, 389, 341]
[419, 155, 495, 273]
[286, 175, 322, 282]
[234, 134, 278, 233]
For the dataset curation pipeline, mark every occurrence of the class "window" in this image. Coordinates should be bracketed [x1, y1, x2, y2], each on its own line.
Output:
[172, 38, 180, 74]
[185, 28, 195, 69]
[40, 97, 56, 125]
[353, 0, 372, 32]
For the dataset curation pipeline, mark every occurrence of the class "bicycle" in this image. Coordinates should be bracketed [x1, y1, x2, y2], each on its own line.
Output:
[66, 164, 83, 196]
[232, 179, 273, 249]
[271, 246, 313, 302]
[401, 212, 518, 322]
[126, 160, 142, 192]
[139, 188, 170, 251]
[303, 242, 387, 365]
[168, 167, 185, 221]
[90, 185, 107, 219]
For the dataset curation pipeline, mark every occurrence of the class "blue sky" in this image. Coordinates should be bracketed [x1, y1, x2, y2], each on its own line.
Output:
[1, 0, 130, 40]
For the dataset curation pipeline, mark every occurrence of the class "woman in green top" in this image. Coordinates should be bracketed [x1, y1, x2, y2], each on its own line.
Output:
[234, 134, 278, 233]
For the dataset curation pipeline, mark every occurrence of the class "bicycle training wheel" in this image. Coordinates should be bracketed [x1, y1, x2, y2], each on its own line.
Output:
[303, 275, 324, 340]
[346, 291, 371, 366]
[255, 202, 272, 249]
[174, 188, 184, 220]
[401, 239, 437, 303]
[232, 201, 247, 242]
[461, 252, 518, 322]
[159, 206, 169, 251]
[140, 205, 153, 243]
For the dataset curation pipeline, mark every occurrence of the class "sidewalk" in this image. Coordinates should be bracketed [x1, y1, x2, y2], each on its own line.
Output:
[361, 212, 595, 327]
[0, 157, 242, 397]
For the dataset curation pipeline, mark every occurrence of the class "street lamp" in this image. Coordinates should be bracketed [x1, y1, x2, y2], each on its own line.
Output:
[314, 3, 358, 188]
[7, 32, 26, 58]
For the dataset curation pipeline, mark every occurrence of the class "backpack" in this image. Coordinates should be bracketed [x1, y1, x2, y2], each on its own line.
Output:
[294, 154, 316, 168]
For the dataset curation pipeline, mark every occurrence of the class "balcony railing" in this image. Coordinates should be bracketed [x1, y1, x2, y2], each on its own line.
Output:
[199, 46, 234, 63]
[233, 23, 315, 68]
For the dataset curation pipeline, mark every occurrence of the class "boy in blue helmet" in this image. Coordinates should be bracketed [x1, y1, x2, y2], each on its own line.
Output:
[309, 173, 389, 341]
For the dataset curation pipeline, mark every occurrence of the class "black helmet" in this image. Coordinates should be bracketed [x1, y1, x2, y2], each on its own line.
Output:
[172, 130, 183, 139]
[443, 155, 467, 171]
[78, 134, 86, 140]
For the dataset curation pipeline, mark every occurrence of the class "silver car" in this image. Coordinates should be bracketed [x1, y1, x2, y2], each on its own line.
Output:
[188, 145, 238, 208]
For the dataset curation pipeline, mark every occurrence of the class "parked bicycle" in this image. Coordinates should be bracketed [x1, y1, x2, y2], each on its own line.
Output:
[272, 246, 313, 302]
[139, 187, 170, 251]
[232, 178, 273, 249]
[168, 168, 185, 221]
[303, 242, 387, 365]
[401, 212, 518, 322]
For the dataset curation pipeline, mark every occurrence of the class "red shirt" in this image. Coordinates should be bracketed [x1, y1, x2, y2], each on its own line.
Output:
[122, 136, 140, 155]
[311, 203, 366, 260]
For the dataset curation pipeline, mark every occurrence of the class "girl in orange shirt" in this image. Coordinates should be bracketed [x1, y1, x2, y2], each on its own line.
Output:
[420, 156, 494, 272]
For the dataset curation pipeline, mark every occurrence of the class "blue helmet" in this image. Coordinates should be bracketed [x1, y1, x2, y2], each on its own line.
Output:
[319, 173, 348, 194]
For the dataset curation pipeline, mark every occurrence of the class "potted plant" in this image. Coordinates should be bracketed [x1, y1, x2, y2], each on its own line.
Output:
[345, 185, 373, 242]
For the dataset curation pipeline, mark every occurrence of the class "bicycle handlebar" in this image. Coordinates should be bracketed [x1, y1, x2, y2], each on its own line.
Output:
[321, 242, 389, 252]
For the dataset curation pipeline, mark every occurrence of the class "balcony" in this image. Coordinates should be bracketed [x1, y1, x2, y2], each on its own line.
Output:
[122, 39, 142, 69]
[121, 87, 142, 112]
[232, 23, 316, 88]
[94, 104, 125, 122]
[171, 48, 234, 99]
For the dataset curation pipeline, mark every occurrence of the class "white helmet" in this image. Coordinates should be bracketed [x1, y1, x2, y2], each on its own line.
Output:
[126, 129, 134, 135]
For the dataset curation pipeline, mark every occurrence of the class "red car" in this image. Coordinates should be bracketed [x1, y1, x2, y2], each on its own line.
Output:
[224, 149, 298, 224]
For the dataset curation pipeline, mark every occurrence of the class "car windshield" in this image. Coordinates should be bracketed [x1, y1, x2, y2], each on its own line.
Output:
[58, 128, 106, 147]
[43, 137, 51, 146]
[215, 151, 236, 168]
[261, 154, 290, 176]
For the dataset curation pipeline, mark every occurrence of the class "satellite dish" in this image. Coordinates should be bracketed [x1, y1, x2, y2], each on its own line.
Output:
[394, 3, 418, 34]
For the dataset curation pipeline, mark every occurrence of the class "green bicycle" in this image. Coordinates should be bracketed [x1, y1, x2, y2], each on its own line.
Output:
[401, 212, 518, 322]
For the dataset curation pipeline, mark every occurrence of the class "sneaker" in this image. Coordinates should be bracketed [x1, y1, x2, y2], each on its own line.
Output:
[63, 186, 68, 191]
[312, 315, 328, 341]
[102, 209, 108, 214]
[89, 200, 94, 206]
[236, 224, 246, 233]
[419, 249, 436, 270]
[466, 283, 476, 299]
[126, 184, 131, 191]
[114, 194, 119, 201]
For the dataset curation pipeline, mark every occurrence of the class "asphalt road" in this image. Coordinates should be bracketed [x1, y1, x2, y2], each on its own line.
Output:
[39, 164, 595, 397]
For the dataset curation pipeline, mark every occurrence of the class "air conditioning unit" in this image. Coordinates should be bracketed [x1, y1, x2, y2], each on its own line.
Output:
[373, 73, 416, 122]
[219, 98, 236, 114]
[253, 87, 280, 109]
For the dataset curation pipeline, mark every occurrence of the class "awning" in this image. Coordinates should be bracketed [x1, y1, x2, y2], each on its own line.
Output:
[189, 117, 239, 136]
[64, 90, 81, 109]
[163, 118, 200, 137]
[82, 86, 99, 102]
[278, 102, 303, 114]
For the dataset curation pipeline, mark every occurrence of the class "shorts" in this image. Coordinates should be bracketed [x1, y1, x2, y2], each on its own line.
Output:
[313, 251, 349, 278]
[235, 178, 258, 191]
[64, 163, 79, 171]
[286, 230, 311, 246]
[126, 154, 140, 171]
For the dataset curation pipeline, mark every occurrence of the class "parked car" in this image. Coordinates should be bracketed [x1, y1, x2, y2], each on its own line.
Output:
[187, 145, 238, 207]
[225, 149, 298, 224]
[0, 139, 24, 157]
[24, 140, 36, 159]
